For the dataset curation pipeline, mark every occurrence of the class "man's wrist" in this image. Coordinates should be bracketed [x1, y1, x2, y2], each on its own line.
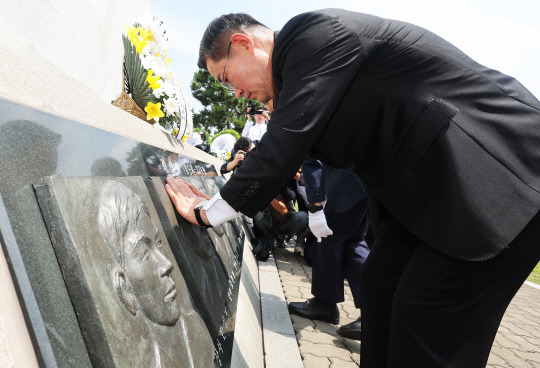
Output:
[307, 203, 323, 213]
[194, 201, 212, 228]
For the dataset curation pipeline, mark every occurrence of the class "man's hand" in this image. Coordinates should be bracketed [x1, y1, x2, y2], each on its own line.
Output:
[308, 210, 333, 242]
[165, 175, 210, 226]
[233, 150, 246, 165]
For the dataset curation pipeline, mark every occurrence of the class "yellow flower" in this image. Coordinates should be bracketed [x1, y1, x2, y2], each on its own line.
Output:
[144, 102, 165, 121]
[139, 28, 154, 42]
[145, 70, 161, 90]
[133, 37, 150, 53]
[164, 51, 172, 64]
[126, 26, 141, 43]
[181, 130, 189, 142]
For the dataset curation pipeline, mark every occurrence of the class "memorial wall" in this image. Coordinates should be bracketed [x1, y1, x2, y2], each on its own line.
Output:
[0, 98, 250, 367]
[0, 1, 263, 367]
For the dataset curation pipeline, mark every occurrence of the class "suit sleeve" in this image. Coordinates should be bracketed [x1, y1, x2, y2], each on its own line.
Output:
[301, 156, 325, 204]
[220, 11, 366, 217]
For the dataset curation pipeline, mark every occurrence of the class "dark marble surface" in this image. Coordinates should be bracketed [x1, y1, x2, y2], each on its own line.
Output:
[146, 177, 245, 368]
[0, 98, 243, 367]
[34, 177, 215, 367]
[2, 186, 93, 368]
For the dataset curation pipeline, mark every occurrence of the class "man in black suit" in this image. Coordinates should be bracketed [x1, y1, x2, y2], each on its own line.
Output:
[166, 9, 540, 367]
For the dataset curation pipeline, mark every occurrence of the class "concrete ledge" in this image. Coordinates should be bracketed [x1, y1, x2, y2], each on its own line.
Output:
[0, 47, 220, 169]
[259, 254, 303, 368]
[231, 239, 264, 368]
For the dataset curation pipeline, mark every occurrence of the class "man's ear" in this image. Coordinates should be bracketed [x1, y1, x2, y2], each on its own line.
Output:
[231, 33, 255, 55]
[113, 268, 137, 316]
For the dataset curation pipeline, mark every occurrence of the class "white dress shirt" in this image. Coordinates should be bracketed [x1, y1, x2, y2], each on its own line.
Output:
[203, 192, 240, 226]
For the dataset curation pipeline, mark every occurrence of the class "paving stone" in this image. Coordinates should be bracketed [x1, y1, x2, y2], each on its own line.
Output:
[313, 321, 340, 336]
[301, 353, 330, 368]
[296, 330, 342, 346]
[504, 333, 540, 352]
[291, 314, 316, 331]
[486, 351, 509, 366]
[512, 349, 540, 365]
[339, 304, 360, 320]
[329, 357, 359, 367]
[284, 280, 312, 288]
[491, 347, 532, 368]
[493, 332, 521, 350]
[298, 341, 353, 361]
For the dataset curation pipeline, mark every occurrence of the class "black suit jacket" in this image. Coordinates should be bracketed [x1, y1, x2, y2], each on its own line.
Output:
[220, 9, 540, 261]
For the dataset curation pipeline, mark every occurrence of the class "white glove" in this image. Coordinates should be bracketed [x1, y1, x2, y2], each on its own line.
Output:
[308, 210, 333, 242]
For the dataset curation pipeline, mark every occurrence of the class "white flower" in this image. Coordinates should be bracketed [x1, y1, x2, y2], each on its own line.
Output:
[151, 61, 169, 79]
[140, 54, 155, 70]
[163, 97, 179, 116]
[161, 80, 177, 97]
[152, 84, 166, 98]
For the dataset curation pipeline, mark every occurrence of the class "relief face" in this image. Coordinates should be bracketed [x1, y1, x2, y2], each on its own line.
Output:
[97, 181, 181, 326]
[144, 177, 229, 339]
[34, 177, 214, 368]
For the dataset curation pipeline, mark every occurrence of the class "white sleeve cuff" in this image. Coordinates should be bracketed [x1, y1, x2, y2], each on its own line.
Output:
[203, 191, 241, 226]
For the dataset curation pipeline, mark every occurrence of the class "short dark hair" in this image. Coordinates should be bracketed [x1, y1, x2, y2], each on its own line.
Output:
[234, 137, 253, 152]
[197, 13, 267, 70]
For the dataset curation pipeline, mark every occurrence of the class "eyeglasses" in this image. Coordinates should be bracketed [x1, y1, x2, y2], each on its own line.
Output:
[220, 41, 234, 92]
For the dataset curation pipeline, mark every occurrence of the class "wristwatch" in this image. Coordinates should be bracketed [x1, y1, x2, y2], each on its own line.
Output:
[194, 200, 213, 229]
[307, 203, 323, 213]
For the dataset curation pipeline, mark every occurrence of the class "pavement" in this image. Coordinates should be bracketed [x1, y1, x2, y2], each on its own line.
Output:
[261, 244, 540, 368]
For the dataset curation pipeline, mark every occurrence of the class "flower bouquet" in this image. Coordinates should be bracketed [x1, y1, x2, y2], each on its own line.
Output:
[113, 17, 190, 136]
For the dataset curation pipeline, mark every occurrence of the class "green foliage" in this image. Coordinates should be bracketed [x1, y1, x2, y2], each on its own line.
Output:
[121, 33, 179, 131]
[191, 69, 260, 133]
[122, 35, 154, 109]
[210, 129, 240, 144]
[528, 262, 540, 285]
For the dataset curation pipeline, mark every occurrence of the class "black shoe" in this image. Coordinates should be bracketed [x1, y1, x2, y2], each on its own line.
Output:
[337, 317, 361, 340]
[252, 241, 270, 261]
[288, 297, 339, 324]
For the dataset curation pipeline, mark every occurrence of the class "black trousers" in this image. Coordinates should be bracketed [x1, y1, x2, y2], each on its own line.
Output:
[360, 210, 540, 367]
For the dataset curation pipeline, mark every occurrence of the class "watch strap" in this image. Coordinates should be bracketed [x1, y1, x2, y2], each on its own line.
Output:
[194, 207, 213, 229]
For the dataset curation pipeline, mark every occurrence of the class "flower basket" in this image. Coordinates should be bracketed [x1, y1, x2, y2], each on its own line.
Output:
[113, 90, 153, 124]
[111, 18, 191, 133]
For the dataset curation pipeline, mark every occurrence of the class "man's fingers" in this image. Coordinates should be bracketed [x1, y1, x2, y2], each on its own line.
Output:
[183, 180, 210, 199]
[166, 176, 193, 197]
[165, 183, 179, 201]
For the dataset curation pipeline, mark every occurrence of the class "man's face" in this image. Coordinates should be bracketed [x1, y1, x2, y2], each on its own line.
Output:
[206, 36, 275, 104]
[124, 211, 181, 326]
[254, 112, 267, 124]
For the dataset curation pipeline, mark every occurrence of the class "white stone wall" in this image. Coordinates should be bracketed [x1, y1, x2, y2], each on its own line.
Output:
[0, 0, 153, 101]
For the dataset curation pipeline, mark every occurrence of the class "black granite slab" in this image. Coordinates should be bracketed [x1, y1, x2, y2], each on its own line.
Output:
[145, 177, 245, 367]
[0, 98, 242, 367]
[144, 177, 228, 337]
[34, 176, 215, 367]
